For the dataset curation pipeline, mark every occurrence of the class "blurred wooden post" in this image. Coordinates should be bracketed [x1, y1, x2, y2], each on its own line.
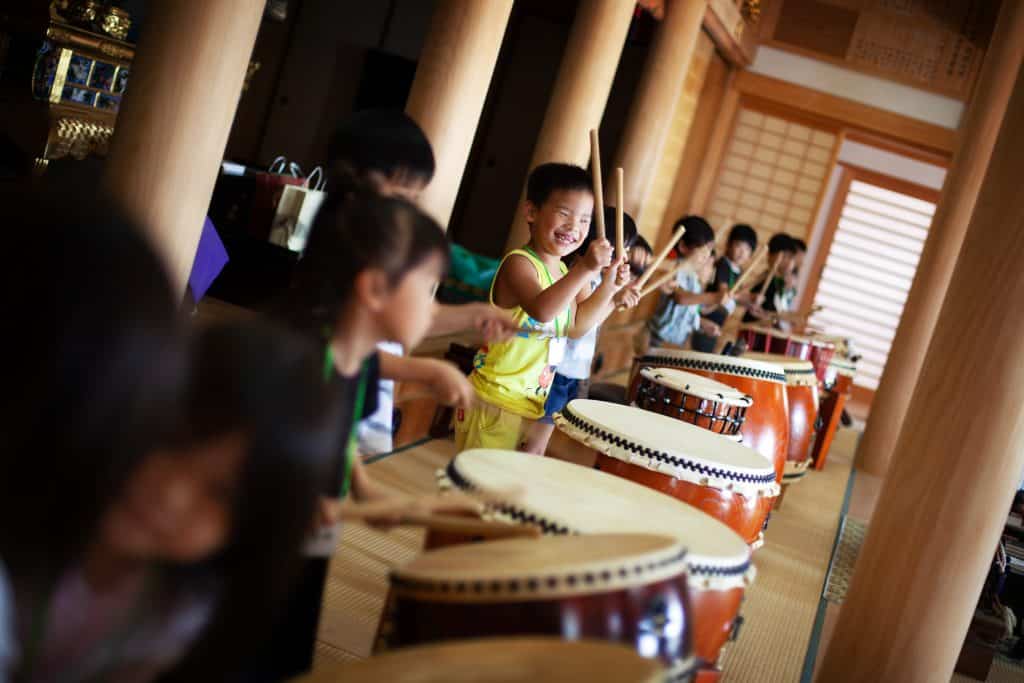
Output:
[103, 0, 264, 293]
[817, 53, 1024, 683]
[856, 0, 1024, 477]
[504, 0, 635, 250]
[406, 0, 513, 229]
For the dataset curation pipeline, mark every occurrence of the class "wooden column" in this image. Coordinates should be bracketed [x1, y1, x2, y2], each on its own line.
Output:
[857, 0, 1024, 477]
[103, 0, 263, 293]
[816, 57, 1024, 683]
[611, 0, 707, 221]
[406, 0, 513, 228]
[688, 73, 739, 214]
[504, 0, 635, 250]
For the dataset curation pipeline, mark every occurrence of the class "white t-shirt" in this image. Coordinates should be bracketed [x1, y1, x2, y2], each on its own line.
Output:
[357, 341, 402, 456]
[558, 277, 602, 380]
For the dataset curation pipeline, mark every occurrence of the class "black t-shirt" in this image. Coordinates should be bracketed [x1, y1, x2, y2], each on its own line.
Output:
[742, 277, 783, 323]
[703, 257, 740, 326]
[324, 350, 380, 495]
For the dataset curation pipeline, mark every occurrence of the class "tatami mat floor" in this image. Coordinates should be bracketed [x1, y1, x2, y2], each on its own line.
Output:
[312, 432, 859, 681]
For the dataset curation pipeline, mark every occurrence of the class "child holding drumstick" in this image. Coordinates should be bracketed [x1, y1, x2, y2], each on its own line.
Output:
[647, 216, 730, 348]
[520, 206, 643, 455]
[455, 163, 636, 452]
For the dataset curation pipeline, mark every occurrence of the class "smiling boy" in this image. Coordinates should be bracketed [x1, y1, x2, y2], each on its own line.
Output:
[455, 163, 631, 451]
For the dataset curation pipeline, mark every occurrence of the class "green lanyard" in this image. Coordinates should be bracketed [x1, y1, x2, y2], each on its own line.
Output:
[323, 345, 370, 499]
[521, 247, 570, 338]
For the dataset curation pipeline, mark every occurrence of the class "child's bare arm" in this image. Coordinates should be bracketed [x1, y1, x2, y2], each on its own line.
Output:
[673, 289, 730, 307]
[569, 257, 631, 338]
[492, 255, 594, 322]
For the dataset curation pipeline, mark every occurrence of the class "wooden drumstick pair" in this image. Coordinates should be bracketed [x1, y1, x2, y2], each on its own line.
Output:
[589, 129, 626, 264]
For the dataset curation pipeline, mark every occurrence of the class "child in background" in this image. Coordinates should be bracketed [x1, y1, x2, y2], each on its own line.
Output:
[629, 234, 654, 280]
[647, 216, 730, 348]
[744, 233, 798, 327]
[692, 223, 758, 352]
[456, 163, 633, 452]
[2, 193, 342, 682]
[520, 206, 642, 455]
[264, 194, 483, 679]
[328, 110, 517, 456]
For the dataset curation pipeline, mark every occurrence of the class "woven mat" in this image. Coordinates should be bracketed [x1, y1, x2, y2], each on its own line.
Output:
[823, 516, 868, 604]
[315, 439, 456, 659]
[719, 427, 858, 683]
[311, 432, 860, 683]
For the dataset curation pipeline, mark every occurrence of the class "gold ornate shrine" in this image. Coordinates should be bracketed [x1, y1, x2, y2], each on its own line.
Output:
[21, 3, 135, 171]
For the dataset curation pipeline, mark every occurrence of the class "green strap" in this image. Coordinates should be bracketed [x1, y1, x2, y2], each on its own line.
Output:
[519, 246, 571, 338]
[324, 344, 370, 499]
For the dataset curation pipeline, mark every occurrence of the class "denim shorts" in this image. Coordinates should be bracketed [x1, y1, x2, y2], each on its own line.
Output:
[539, 373, 581, 424]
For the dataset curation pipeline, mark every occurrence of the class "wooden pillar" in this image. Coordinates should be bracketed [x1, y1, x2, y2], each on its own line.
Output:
[406, 0, 513, 228]
[857, 0, 1024, 477]
[816, 56, 1024, 683]
[504, 0, 635, 250]
[611, 0, 707, 221]
[103, 0, 263, 294]
[687, 73, 739, 215]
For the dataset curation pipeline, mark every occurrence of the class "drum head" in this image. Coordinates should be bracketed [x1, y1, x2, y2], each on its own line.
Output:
[639, 367, 753, 407]
[292, 637, 666, 683]
[741, 352, 817, 386]
[559, 400, 777, 496]
[392, 534, 686, 602]
[446, 449, 752, 585]
[636, 349, 786, 384]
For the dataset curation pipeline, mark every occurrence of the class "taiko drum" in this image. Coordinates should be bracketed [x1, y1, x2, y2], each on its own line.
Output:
[554, 400, 779, 546]
[742, 353, 819, 485]
[440, 448, 757, 675]
[388, 534, 696, 679]
[633, 367, 752, 437]
[630, 350, 789, 484]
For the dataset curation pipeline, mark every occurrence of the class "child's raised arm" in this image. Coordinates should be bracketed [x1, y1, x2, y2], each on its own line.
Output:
[570, 256, 635, 338]
[493, 239, 613, 323]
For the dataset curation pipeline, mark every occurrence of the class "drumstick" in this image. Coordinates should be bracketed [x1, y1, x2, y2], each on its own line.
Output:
[729, 244, 768, 295]
[590, 129, 606, 244]
[615, 167, 625, 261]
[348, 510, 542, 540]
[636, 223, 687, 289]
[756, 254, 782, 306]
[638, 263, 685, 300]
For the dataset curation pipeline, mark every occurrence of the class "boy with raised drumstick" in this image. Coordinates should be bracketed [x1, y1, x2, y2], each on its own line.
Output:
[455, 163, 637, 452]
[646, 216, 730, 349]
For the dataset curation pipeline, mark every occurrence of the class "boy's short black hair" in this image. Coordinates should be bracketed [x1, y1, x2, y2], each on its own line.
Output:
[632, 235, 653, 255]
[768, 232, 797, 255]
[728, 224, 758, 251]
[328, 109, 435, 183]
[674, 215, 716, 252]
[526, 163, 593, 207]
[792, 237, 808, 252]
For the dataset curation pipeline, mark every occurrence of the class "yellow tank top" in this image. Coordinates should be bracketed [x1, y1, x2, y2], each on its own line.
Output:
[470, 248, 571, 419]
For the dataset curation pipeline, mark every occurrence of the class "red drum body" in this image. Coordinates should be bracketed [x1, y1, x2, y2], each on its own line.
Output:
[593, 454, 774, 548]
[442, 448, 756, 675]
[631, 351, 789, 484]
[808, 340, 836, 384]
[738, 325, 812, 360]
[388, 534, 695, 677]
[743, 353, 819, 484]
[812, 357, 857, 470]
[633, 367, 752, 436]
[554, 400, 779, 548]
